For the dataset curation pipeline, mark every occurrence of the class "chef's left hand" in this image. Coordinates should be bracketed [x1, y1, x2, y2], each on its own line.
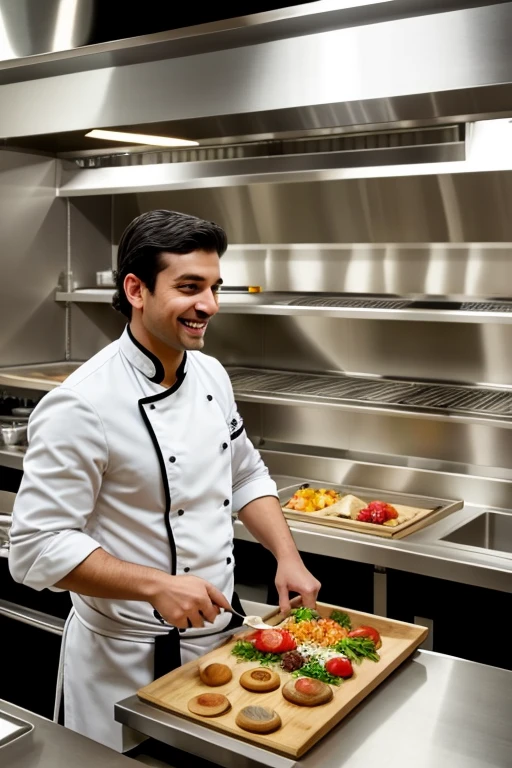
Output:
[275, 556, 321, 612]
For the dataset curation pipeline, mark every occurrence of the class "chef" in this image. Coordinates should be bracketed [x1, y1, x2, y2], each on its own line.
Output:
[8, 209, 321, 754]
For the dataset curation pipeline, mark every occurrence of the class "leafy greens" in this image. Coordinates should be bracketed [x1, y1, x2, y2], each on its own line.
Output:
[335, 637, 380, 663]
[231, 640, 282, 666]
[290, 607, 321, 622]
[329, 610, 352, 630]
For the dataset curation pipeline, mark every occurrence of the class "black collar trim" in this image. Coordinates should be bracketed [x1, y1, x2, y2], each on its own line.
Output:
[170, 352, 187, 395]
[127, 325, 166, 384]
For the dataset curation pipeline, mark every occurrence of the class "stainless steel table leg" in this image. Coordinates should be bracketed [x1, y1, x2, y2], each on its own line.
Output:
[373, 566, 387, 616]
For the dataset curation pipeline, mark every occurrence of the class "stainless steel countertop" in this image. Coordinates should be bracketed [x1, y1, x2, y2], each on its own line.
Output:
[8, 469, 494, 591]
[2, 466, 511, 593]
[0, 699, 136, 767]
[115, 601, 512, 768]
[235, 494, 512, 594]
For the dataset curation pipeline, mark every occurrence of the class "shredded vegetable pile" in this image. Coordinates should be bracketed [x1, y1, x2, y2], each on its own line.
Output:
[284, 617, 348, 647]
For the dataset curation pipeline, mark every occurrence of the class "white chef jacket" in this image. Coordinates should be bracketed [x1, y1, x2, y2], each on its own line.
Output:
[9, 326, 278, 751]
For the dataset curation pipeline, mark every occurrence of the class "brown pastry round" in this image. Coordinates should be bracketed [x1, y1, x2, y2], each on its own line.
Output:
[282, 677, 333, 706]
[199, 662, 233, 687]
[235, 705, 282, 734]
[187, 693, 231, 717]
[239, 668, 281, 693]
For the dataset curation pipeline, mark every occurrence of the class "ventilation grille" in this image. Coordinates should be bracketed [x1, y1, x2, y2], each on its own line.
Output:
[228, 367, 512, 418]
[74, 125, 464, 168]
[288, 297, 412, 309]
[460, 302, 512, 313]
[286, 296, 512, 313]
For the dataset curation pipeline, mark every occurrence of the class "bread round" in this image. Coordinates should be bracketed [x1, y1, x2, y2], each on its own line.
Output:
[199, 662, 233, 687]
[239, 668, 281, 693]
[235, 705, 282, 734]
[282, 677, 333, 706]
[187, 693, 231, 717]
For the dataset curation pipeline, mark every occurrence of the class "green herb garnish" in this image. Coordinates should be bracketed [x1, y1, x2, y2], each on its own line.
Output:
[292, 657, 342, 686]
[231, 641, 281, 666]
[329, 610, 352, 630]
[335, 637, 380, 664]
[290, 607, 321, 623]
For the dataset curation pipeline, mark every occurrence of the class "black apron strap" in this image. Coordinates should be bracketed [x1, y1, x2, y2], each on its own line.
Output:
[152, 591, 247, 677]
[153, 627, 181, 680]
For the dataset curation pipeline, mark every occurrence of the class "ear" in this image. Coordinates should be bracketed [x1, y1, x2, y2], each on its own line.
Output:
[124, 273, 145, 310]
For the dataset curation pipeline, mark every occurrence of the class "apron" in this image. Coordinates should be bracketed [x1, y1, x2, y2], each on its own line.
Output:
[54, 594, 246, 753]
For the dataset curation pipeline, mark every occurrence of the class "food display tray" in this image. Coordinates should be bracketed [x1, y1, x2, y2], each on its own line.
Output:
[137, 602, 428, 759]
[279, 482, 463, 539]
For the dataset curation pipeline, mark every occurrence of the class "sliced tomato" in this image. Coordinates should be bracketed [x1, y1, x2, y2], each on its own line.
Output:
[253, 629, 296, 654]
[277, 630, 297, 653]
[295, 677, 324, 695]
[244, 630, 262, 643]
[348, 625, 382, 649]
[325, 657, 353, 678]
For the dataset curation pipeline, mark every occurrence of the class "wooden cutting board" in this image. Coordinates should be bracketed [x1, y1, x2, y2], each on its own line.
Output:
[283, 502, 440, 538]
[281, 489, 463, 539]
[137, 602, 428, 759]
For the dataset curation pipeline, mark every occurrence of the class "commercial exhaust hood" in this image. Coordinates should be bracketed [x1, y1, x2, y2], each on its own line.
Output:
[1, 1, 512, 191]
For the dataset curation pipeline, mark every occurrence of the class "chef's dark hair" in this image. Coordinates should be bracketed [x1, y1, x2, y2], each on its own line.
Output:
[112, 209, 228, 318]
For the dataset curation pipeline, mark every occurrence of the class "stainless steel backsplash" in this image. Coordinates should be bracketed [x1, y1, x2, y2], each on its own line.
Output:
[205, 315, 512, 387]
[108, 177, 512, 473]
[114, 172, 512, 244]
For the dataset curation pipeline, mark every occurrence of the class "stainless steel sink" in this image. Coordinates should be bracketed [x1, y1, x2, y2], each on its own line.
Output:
[441, 511, 512, 555]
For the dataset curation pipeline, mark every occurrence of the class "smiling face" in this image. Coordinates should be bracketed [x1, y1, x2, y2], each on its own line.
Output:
[125, 249, 222, 356]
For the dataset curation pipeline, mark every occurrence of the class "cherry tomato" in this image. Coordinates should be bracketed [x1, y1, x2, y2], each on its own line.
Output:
[295, 677, 324, 695]
[325, 657, 353, 678]
[253, 629, 296, 654]
[383, 504, 398, 519]
[348, 625, 382, 649]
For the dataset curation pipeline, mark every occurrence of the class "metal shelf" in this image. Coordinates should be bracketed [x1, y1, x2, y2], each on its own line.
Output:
[0, 362, 83, 392]
[228, 366, 512, 429]
[54, 290, 512, 324]
[0, 447, 24, 470]
[56, 288, 114, 304]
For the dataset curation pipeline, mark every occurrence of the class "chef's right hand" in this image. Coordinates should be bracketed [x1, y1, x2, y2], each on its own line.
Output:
[151, 574, 232, 629]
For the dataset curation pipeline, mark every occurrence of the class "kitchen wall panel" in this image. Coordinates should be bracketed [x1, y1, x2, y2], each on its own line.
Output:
[70, 303, 125, 362]
[0, 150, 66, 365]
[68, 196, 124, 361]
[247, 401, 512, 473]
[113, 172, 512, 244]
[206, 316, 512, 387]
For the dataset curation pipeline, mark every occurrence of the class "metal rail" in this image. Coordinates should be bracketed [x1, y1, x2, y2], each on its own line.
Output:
[0, 599, 64, 636]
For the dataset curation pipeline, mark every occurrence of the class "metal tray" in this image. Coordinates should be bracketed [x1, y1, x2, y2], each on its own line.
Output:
[0, 710, 34, 753]
[278, 480, 464, 539]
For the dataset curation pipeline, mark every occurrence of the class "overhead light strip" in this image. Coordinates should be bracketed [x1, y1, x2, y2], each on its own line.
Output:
[85, 129, 199, 148]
